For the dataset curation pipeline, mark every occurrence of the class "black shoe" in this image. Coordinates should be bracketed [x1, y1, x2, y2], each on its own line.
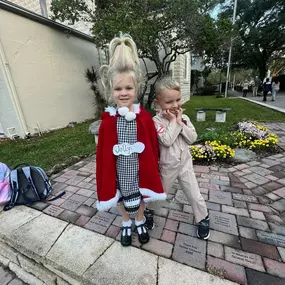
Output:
[144, 209, 155, 230]
[121, 226, 132, 246]
[197, 216, 210, 240]
[136, 224, 150, 244]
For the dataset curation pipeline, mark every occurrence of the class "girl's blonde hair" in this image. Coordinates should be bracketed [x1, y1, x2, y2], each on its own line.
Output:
[100, 33, 143, 103]
[155, 77, 180, 98]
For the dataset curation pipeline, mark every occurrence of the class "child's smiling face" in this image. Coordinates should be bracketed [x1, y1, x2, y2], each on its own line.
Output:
[155, 89, 182, 115]
[112, 73, 136, 110]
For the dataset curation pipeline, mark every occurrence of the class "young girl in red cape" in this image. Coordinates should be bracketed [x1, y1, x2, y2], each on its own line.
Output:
[96, 34, 166, 246]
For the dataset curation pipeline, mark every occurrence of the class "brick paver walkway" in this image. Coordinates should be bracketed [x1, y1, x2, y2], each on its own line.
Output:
[262, 123, 285, 150]
[29, 124, 285, 285]
[0, 265, 26, 285]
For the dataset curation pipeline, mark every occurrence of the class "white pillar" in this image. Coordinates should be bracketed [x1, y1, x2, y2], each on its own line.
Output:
[197, 111, 206, 122]
[215, 111, 226, 123]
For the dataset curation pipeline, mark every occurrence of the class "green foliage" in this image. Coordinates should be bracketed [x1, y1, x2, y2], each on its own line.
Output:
[50, 0, 91, 24]
[50, 0, 233, 106]
[190, 141, 235, 162]
[51, 0, 212, 74]
[206, 69, 226, 85]
[269, 50, 285, 76]
[197, 86, 218, 96]
[221, 0, 285, 78]
[191, 70, 202, 92]
[184, 96, 285, 137]
[0, 121, 95, 172]
[190, 119, 279, 163]
[199, 14, 233, 68]
[91, 0, 205, 75]
[198, 130, 220, 142]
[85, 66, 107, 118]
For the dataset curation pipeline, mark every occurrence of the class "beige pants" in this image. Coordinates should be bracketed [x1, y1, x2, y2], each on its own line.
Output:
[252, 86, 258, 97]
[148, 152, 208, 223]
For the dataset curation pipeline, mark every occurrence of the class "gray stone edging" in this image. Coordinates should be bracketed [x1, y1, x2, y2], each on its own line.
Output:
[0, 243, 71, 285]
[0, 206, 238, 285]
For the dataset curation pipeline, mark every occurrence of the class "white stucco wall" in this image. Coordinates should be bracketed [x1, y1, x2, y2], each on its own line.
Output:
[0, 122, 3, 135]
[0, 67, 22, 135]
[0, 67, 22, 137]
[0, 8, 99, 137]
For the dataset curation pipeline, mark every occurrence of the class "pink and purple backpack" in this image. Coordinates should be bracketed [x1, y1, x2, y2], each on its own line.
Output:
[0, 162, 11, 206]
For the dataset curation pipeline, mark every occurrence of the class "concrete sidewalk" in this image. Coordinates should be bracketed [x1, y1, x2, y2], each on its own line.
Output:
[228, 90, 285, 114]
[0, 206, 237, 285]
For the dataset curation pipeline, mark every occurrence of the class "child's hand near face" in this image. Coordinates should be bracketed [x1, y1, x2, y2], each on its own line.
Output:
[162, 109, 176, 122]
[176, 107, 183, 125]
[169, 107, 178, 116]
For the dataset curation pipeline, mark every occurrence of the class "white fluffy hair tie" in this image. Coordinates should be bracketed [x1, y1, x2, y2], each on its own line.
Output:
[118, 107, 136, 121]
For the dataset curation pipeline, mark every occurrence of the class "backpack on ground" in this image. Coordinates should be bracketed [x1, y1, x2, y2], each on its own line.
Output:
[4, 164, 65, 211]
[0, 162, 11, 206]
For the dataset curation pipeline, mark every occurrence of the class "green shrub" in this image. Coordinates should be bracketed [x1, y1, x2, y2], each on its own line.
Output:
[199, 130, 220, 142]
[197, 86, 217, 96]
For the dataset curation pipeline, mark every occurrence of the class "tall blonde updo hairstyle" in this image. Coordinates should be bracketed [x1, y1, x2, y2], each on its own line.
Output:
[100, 33, 143, 104]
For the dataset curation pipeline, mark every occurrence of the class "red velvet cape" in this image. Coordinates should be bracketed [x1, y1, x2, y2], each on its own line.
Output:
[96, 105, 166, 211]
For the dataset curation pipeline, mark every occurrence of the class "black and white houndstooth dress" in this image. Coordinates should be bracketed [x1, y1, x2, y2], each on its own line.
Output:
[116, 116, 141, 214]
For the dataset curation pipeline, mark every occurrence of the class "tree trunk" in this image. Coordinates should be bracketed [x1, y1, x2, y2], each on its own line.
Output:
[138, 80, 149, 105]
[259, 61, 267, 80]
[145, 84, 155, 109]
[259, 51, 269, 80]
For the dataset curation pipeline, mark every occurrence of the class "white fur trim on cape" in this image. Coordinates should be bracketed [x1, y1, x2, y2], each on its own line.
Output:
[133, 104, 140, 114]
[105, 104, 141, 116]
[105, 106, 117, 117]
[140, 188, 167, 203]
[96, 190, 121, 211]
[96, 187, 166, 211]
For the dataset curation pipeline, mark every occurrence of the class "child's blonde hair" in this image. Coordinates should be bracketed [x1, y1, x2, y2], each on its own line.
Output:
[155, 77, 180, 98]
[100, 33, 143, 103]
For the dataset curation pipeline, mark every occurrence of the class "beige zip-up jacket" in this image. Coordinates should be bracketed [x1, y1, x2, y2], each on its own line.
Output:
[152, 113, 208, 223]
[153, 113, 197, 167]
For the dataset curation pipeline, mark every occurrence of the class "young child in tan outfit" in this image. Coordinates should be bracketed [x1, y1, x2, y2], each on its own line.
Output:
[152, 77, 210, 239]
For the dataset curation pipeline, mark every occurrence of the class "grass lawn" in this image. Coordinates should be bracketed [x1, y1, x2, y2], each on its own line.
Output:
[0, 121, 95, 172]
[1, 96, 284, 173]
[184, 96, 285, 136]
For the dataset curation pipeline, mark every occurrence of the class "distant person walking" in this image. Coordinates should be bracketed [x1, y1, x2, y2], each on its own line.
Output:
[263, 78, 272, 102]
[271, 77, 280, 101]
[242, 80, 249, 97]
[252, 76, 261, 97]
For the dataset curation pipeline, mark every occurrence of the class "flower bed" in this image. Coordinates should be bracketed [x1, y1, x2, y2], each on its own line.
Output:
[190, 141, 234, 162]
[191, 121, 279, 163]
[232, 122, 278, 151]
